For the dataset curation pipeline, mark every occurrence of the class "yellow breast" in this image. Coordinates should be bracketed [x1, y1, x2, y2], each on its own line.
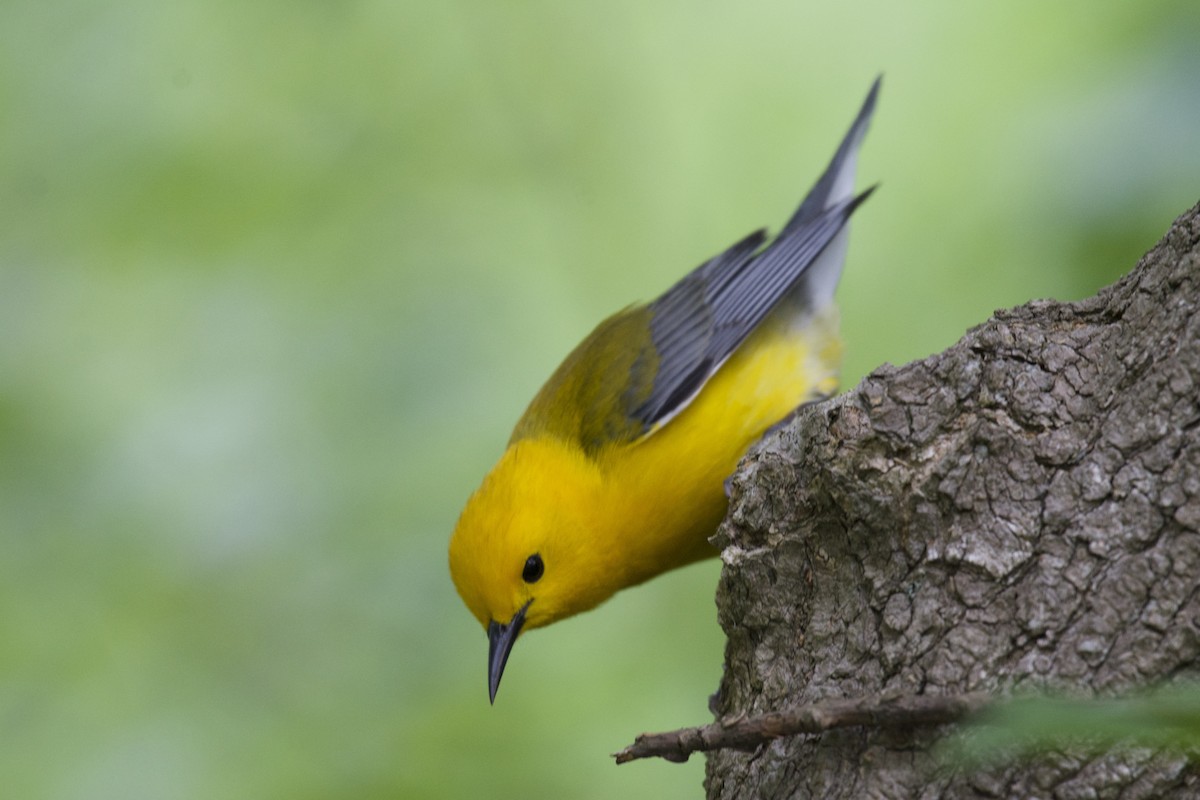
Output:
[593, 302, 842, 584]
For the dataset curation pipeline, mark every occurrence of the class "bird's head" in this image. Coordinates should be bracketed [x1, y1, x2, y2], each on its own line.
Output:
[449, 438, 617, 702]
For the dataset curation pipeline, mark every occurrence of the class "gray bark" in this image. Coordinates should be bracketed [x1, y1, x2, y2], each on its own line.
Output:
[705, 201, 1200, 799]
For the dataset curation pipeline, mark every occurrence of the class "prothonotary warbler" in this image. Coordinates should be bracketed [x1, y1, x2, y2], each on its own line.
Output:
[451, 78, 880, 702]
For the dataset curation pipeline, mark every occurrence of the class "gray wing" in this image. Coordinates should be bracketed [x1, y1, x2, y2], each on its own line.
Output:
[630, 77, 880, 429]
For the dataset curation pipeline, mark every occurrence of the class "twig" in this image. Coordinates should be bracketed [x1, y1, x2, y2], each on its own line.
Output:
[614, 691, 992, 764]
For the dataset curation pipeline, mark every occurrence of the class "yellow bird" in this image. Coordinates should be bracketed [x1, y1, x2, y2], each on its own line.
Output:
[451, 79, 879, 702]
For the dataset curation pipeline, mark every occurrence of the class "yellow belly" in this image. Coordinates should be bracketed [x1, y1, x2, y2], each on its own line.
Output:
[598, 304, 842, 582]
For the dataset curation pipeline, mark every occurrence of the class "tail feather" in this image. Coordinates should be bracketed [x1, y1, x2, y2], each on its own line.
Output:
[780, 75, 880, 311]
[785, 75, 881, 233]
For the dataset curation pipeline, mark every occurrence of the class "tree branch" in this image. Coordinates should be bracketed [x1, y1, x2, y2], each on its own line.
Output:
[614, 691, 991, 764]
[697, 201, 1200, 797]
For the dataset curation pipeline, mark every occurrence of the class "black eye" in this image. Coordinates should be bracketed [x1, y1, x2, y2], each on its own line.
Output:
[522, 554, 544, 583]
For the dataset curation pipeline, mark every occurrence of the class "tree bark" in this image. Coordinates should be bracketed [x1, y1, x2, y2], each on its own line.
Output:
[704, 201, 1200, 798]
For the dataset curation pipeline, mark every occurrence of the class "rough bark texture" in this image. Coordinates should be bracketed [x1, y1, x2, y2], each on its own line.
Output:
[705, 201, 1200, 799]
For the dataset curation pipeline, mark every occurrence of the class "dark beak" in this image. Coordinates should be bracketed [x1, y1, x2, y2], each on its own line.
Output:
[487, 600, 531, 704]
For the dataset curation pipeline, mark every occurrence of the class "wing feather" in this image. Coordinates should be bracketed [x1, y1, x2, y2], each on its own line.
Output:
[629, 79, 881, 428]
[511, 78, 881, 453]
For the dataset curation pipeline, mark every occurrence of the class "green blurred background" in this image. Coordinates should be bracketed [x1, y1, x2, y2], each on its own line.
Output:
[2, 1, 1198, 798]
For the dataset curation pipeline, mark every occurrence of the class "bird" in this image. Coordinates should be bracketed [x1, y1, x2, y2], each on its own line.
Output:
[450, 78, 879, 703]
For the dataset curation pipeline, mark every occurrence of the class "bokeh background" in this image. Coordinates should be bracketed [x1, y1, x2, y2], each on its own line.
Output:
[3, 1, 1199, 798]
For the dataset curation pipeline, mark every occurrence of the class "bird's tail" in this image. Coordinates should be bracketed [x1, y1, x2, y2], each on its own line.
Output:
[781, 76, 880, 312]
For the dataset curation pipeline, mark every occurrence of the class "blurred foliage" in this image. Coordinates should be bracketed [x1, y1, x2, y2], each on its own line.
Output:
[946, 685, 1200, 767]
[1, 1, 1198, 798]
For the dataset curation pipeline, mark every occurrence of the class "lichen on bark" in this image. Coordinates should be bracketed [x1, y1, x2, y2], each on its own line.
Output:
[706, 202, 1200, 799]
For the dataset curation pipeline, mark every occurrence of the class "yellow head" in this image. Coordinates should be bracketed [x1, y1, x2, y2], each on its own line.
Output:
[449, 437, 621, 701]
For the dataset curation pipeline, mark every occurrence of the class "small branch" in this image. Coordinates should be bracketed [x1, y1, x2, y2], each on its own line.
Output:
[614, 691, 992, 764]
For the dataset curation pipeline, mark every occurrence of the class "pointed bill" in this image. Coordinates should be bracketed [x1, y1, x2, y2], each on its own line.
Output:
[487, 600, 531, 703]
